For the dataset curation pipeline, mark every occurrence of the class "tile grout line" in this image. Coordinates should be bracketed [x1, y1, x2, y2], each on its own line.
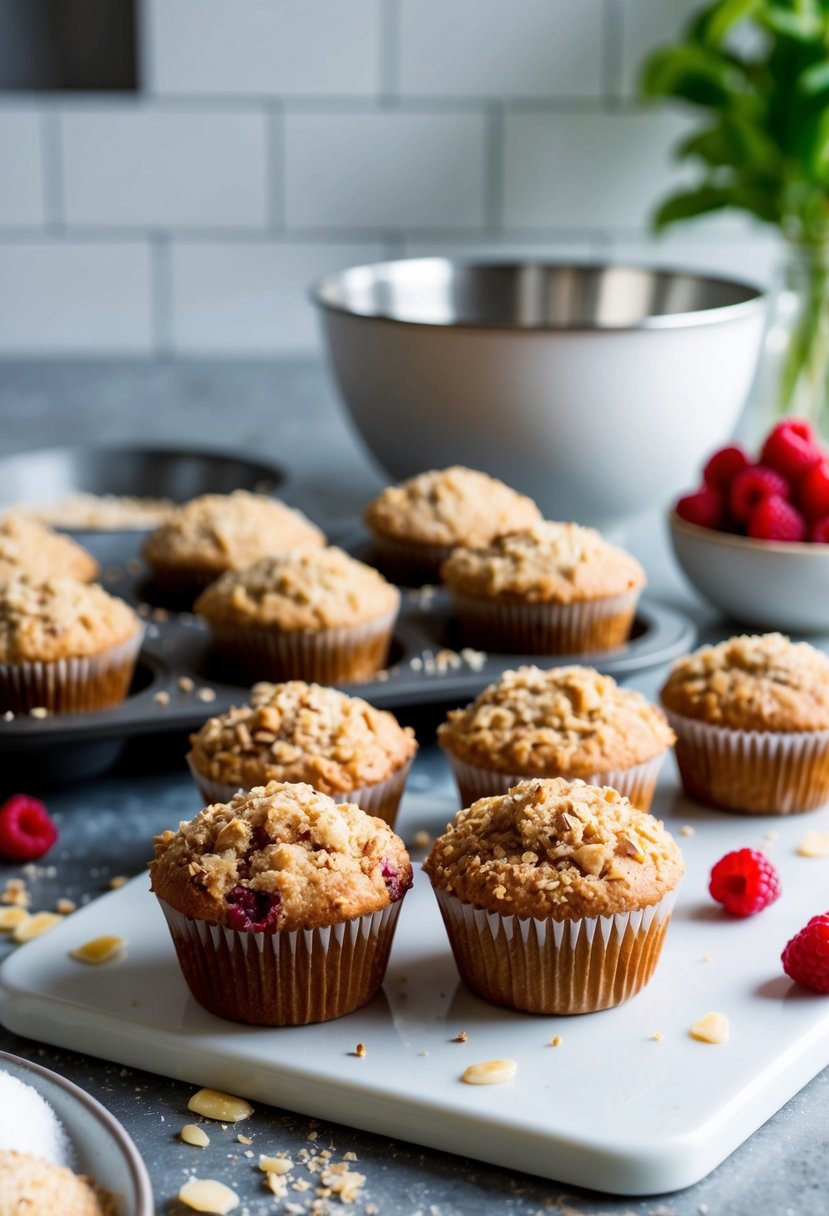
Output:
[265, 102, 285, 232]
[378, 0, 401, 108]
[484, 102, 505, 234]
[150, 234, 173, 356]
[602, 0, 625, 109]
[39, 110, 64, 232]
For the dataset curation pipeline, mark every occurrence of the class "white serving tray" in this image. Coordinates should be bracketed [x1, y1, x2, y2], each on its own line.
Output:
[2, 768, 829, 1196]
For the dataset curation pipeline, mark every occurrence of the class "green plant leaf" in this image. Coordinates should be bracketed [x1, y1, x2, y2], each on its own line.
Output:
[703, 0, 764, 45]
[799, 59, 829, 95]
[640, 43, 750, 107]
[760, 9, 825, 42]
[652, 187, 735, 230]
[676, 115, 780, 172]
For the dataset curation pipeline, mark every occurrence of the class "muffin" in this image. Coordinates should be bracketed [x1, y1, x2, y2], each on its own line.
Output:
[0, 1151, 109, 1216]
[364, 466, 541, 585]
[151, 781, 412, 1025]
[142, 490, 325, 601]
[0, 576, 142, 714]
[439, 665, 674, 811]
[188, 680, 417, 825]
[424, 777, 683, 1015]
[194, 547, 400, 685]
[661, 632, 829, 814]
[0, 515, 98, 584]
[440, 521, 645, 654]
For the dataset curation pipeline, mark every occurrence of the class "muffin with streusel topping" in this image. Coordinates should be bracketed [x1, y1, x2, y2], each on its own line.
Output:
[0, 576, 142, 714]
[441, 521, 645, 654]
[0, 515, 99, 584]
[151, 781, 412, 1024]
[661, 632, 829, 814]
[424, 777, 683, 1014]
[195, 547, 399, 685]
[364, 466, 541, 585]
[439, 666, 674, 811]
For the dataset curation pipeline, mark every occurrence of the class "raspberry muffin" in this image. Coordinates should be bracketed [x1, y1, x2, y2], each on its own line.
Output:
[0, 515, 98, 584]
[151, 781, 412, 1025]
[364, 466, 541, 585]
[194, 547, 400, 685]
[0, 576, 142, 714]
[661, 632, 829, 814]
[142, 490, 325, 601]
[440, 521, 645, 654]
[188, 680, 417, 825]
[424, 777, 683, 1015]
[439, 666, 674, 811]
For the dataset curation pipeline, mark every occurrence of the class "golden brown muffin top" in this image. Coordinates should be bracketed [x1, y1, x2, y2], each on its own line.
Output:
[194, 547, 400, 632]
[364, 466, 541, 548]
[142, 491, 324, 574]
[423, 777, 683, 920]
[0, 1151, 110, 1216]
[438, 665, 674, 776]
[660, 632, 829, 732]
[0, 576, 140, 663]
[440, 521, 646, 604]
[151, 781, 412, 932]
[0, 515, 99, 584]
[189, 680, 417, 794]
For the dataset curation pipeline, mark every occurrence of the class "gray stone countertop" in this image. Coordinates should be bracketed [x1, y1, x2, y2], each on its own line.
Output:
[0, 359, 824, 1216]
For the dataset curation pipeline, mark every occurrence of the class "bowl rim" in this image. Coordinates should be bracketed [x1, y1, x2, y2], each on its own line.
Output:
[310, 257, 766, 333]
[668, 509, 829, 557]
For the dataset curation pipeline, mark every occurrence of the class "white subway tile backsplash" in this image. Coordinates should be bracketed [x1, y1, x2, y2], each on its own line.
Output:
[403, 235, 600, 261]
[285, 112, 486, 229]
[0, 111, 45, 226]
[146, 0, 381, 97]
[169, 240, 384, 353]
[619, 0, 700, 98]
[606, 229, 782, 289]
[0, 242, 153, 353]
[60, 108, 269, 229]
[399, 0, 603, 98]
[503, 110, 691, 229]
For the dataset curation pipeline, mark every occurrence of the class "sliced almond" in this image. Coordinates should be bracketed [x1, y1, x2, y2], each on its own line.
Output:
[188, 1088, 253, 1123]
[70, 935, 126, 965]
[690, 1012, 730, 1045]
[571, 844, 606, 876]
[797, 830, 829, 859]
[13, 912, 61, 944]
[461, 1059, 517, 1085]
[180, 1124, 210, 1148]
[178, 1178, 239, 1213]
[259, 1155, 292, 1175]
[0, 907, 29, 932]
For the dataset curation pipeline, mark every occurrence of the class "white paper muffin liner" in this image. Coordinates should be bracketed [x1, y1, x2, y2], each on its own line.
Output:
[0, 628, 144, 715]
[664, 710, 829, 815]
[158, 896, 404, 1025]
[433, 886, 677, 1015]
[447, 589, 640, 655]
[443, 751, 666, 812]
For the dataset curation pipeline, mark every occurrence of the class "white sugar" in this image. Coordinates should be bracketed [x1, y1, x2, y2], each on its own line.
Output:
[0, 1071, 71, 1167]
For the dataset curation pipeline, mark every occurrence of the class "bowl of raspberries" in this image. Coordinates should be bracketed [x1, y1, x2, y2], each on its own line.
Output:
[669, 418, 829, 632]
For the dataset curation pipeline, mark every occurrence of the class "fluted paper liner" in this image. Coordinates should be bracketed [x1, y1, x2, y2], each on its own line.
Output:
[444, 751, 666, 813]
[188, 758, 413, 828]
[433, 886, 676, 1015]
[665, 710, 829, 815]
[0, 629, 144, 715]
[368, 534, 454, 586]
[448, 590, 640, 655]
[158, 896, 404, 1026]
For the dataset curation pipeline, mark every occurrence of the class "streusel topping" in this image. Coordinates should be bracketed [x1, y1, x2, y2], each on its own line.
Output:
[364, 467, 541, 548]
[440, 521, 646, 604]
[194, 548, 400, 631]
[0, 1151, 109, 1216]
[0, 576, 139, 662]
[0, 515, 98, 584]
[189, 680, 417, 793]
[424, 777, 683, 919]
[438, 666, 674, 775]
[142, 491, 324, 573]
[150, 781, 412, 931]
[660, 633, 829, 732]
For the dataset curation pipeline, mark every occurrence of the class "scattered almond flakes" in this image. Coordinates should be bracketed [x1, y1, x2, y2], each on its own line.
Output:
[0, 907, 29, 932]
[650, 1031, 664, 1042]
[549, 1035, 563, 1048]
[178, 1177, 239, 1213]
[292, 1178, 311, 1192]
[1, 879, 30, 907]
[197, 687, 217, 703]
[412, 830, 432, 849]
[154, 691, 170, 707]
[452, 1031, 468, 1043]
[353, 1043, 366, 1058]
[188, 1089, 253, 1123]
[700, 953, 713, 963]
[236, 1133, 252, 1145]
[320, 1164, 366, 1204]
[679, 825, 695, 838]
[29, 707, 49, 719]
[55, 898, 76, 915]
[343, 1152, 358, 1162]
[70, 935, 126, 965]
[259, 1156, 292, 1175]
[266, 1172, 288, 1199]
[690, 1012, 730, 1045]
[461, 1059, 517, 1085]
[180, 1124, 210, 1148]
[178, 676, 195, 692]
[365, 1206, 379, 1216]
[13, 912, 61, 944]
[797, 830, 829, 858]
[109, 875, 128, 890]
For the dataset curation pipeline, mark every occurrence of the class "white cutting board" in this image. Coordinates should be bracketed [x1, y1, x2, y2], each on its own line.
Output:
[2, 766, 829, 1196]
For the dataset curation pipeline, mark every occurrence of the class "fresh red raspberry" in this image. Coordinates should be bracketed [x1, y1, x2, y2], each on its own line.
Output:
[782, 914, 829, 993]
[703, 445, 750, 491]
[674, 486, 724, 530]
[748, 495, 807, 542]
[0, 794, 58, 862]
[709, 848, 781, 917]
[809, 515, 829, 543]
[798, 460, 829, 521]
[729, 465, 789, 523]
[760, 419, 822, 482]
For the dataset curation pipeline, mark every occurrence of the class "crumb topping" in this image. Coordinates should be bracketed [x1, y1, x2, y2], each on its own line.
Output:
[189, 680, 417, 793]
[364, 466, 541, 547]
[194, 547, 400, 631]
[0, 515, 98, 584]
[660, 633, 829, 732]
[438, 665, 674, 775]
[0, 1151, 110, 1216]
[0, 576, 140, 662]
[424, 777, 683, 919]
[440, 521, 646, 604]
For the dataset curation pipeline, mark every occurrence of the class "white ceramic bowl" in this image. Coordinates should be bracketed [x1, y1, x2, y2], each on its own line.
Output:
[668, 512, 829, 634]
[313, 260, 765, 528]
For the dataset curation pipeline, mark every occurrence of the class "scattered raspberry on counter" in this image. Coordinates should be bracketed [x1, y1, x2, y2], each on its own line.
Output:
[782, 914, 829, 993]
[0, 795, 58, 863]
[709, 849, 781, 917]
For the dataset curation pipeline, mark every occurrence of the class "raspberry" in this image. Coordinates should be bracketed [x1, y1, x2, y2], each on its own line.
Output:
[674, 486, 725, 530]
[729, 465, 789, 523]
[703, 445, 750, 491]
[760, 419, 822, 482]
[809, 516, 829, 543]
[380, 858, 411, 902]
[709, 848, 781, 917]
[225, 884, 281, 934]
[782, 914, 829, 993]
[748, 495, 807, 542]
[798, 460, 829, 521]
[0, 795, 58, 862]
